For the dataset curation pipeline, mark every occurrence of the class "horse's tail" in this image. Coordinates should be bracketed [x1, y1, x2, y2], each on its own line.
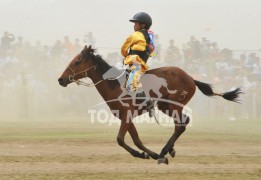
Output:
[194, 80, 242, 103]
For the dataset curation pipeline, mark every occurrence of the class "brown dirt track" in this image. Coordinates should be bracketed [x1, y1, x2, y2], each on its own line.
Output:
[0, 118, 260, 179]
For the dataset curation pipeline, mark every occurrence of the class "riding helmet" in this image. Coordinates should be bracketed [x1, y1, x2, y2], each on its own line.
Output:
[129, 12, 152, 29]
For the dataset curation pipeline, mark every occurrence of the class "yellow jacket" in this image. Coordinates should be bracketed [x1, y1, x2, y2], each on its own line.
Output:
[121, 31, 147, 57]
[121, 30, 149, 71]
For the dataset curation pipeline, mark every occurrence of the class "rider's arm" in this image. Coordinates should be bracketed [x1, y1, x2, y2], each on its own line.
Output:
[121, 32, 146, 57]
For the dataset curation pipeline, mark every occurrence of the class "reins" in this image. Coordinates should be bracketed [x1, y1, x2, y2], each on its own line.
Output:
[67, 64, 127, 87]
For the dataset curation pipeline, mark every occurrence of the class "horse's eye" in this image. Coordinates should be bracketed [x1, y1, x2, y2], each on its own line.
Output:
[75, 57, 83, 65]
[75, 60, 81, 65]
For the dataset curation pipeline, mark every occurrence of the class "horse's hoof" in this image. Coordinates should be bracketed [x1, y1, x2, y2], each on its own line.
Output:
[169, 149, 176, 158]
[157, 157, 169, 165]
[142, 152, 150, 159]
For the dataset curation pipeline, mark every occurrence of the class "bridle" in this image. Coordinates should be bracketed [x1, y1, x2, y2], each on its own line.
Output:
[67, 63, 99, 87]
[67, 61, 127, 87]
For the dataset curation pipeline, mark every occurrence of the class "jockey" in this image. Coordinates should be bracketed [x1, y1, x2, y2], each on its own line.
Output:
[121, 12, 155, 117]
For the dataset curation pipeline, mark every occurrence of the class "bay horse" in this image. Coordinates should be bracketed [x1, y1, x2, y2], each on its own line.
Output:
[58, 45, 242, 164]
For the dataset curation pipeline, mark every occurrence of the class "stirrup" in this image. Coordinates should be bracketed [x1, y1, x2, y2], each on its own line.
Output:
[148, 108, 155, 118]
[146, 100, 154, 109]
[146, 99, 155, 118]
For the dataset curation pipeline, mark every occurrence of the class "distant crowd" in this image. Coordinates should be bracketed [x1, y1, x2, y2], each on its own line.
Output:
[0, 31, 260, 119]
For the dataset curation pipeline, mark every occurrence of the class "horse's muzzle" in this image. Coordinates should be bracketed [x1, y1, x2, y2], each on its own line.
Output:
[58, 77, 68, 87]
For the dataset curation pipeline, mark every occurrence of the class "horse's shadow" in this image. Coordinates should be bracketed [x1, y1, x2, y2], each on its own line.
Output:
[102, 67, 177, 109]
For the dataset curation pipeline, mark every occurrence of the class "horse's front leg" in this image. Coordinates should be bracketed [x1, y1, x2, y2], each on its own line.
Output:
[128, 123, 159, 160]
[117, 121, 148, 159]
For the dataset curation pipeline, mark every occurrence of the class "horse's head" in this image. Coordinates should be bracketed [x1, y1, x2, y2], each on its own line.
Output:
[58, 45, 96, 87]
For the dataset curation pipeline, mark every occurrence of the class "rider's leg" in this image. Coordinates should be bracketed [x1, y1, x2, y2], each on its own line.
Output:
[131, 65, 143, 91]
[126, 65, 155, 117]
[126, 65, 140, 92]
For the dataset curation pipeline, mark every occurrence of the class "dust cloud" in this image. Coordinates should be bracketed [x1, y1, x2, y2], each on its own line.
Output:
[0, 0, 260, 121]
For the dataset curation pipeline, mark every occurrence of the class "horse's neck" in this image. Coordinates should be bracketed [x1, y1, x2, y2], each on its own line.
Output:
[89, 67, 122, 103]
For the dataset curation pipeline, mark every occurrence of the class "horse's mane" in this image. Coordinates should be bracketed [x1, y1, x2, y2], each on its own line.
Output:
[81, 47, 111, 74]
[93, 54, 112, 75]
[90, 50, 121, 89]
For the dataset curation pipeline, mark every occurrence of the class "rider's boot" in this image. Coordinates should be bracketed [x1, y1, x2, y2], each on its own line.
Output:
[136, 91, 155, 118]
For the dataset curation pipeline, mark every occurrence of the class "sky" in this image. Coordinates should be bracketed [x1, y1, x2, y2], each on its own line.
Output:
[1, 0, 261, 51]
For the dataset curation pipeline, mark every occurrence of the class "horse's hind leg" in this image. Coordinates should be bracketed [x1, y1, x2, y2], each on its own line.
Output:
[117, 121, 148, 159]
[158, 108, 190, 164]
[168, 115, 190, 157]
[128, 123, 159, 160]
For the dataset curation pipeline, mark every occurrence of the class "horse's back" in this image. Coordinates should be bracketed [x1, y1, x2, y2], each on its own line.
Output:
[146, 66, 196, 101]
[147, 66, 195, 85]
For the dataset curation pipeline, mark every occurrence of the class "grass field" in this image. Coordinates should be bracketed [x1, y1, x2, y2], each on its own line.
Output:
[0, 117, 260, 179]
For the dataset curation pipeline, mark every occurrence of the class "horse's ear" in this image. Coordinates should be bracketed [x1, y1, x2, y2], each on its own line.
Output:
[83, 45, 88, 50]
[87, 45, 94, 54]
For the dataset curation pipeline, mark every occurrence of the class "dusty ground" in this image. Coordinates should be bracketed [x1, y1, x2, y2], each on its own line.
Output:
[0, 118, 260, 179]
